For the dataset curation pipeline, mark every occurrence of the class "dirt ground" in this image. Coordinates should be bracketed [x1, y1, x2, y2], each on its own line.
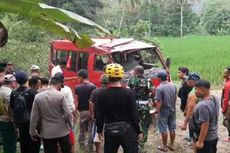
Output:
[1, 91, 228, 153]
[142, 90, 230, 153]
[39, 90, 230, 153]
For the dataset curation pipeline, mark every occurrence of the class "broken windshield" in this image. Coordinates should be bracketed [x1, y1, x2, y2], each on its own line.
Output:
[111, 49, 163, 72]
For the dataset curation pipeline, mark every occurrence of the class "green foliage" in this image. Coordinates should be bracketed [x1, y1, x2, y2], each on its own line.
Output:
[203, 1, 230, 35]
[97, 1, 199, 37]
[0, 0, 110, 48]
[0, 13, 51, 76]
[130, 20, 151, 38]
[159, 35, 230, 86]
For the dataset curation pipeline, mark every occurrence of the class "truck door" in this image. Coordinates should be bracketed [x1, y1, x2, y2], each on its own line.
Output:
[65, 51, 90, 90]
[88, 53, 111, 87]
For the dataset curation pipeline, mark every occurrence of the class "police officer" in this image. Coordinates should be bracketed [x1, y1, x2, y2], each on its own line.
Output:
[128, 65, 153, 153]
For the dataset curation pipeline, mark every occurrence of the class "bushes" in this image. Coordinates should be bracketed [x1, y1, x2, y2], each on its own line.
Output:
[0, 13, 53, 76]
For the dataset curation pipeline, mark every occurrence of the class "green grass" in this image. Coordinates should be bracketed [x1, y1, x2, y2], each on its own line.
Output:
[157, 35, 230, 87]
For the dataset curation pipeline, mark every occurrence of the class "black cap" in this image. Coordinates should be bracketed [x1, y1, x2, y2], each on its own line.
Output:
[157, 70, 167, 81]
[188, 73, 200, 81]
[15, 71, 28, 85]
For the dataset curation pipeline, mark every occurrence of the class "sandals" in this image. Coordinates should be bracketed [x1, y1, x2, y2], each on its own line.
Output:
[157, 145, 168, 152]
[167, 145, 174, 151]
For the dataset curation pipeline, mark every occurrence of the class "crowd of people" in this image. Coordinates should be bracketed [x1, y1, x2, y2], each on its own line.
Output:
[0, 61, 229, 153]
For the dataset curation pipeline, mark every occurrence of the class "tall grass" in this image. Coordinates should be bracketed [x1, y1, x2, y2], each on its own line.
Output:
[158, 35, 230, 87]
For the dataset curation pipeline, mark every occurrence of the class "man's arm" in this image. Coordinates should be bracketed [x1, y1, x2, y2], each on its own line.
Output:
[225, 104, 230, 119]
[89, 89, 96, 118]
[154, 87, 163, 113]
[62, 95, 73, 129]
[196, 105, 210, 149]
[196, 122, 209, 149]
[223, 84, 230, 112]
[66, 87, 75, 112]
[181, 95, 196, 130]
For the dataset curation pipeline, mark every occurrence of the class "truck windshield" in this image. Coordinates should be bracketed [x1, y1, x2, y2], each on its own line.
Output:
[111, 49, 163, 72]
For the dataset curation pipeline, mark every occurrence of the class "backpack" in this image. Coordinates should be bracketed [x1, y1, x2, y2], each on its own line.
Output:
[12, 90, 30, 123]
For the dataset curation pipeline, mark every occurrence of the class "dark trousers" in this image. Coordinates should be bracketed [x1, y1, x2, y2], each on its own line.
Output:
[196, 138, 218, 153]
[18, 123, 41, 153]
[43, 134, 71, 153]
[0, 121, 17, 153]
[104, 126, 138, 153]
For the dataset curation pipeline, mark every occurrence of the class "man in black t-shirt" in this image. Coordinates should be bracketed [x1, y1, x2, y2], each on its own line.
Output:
[178, 67, 193, 112]
[75, 69, 96, 151]
[96, 63, 143, 153]
[10, 72, 41, 153]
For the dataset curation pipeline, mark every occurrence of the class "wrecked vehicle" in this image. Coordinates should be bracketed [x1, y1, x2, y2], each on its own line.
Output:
[49, 38, 170, 90]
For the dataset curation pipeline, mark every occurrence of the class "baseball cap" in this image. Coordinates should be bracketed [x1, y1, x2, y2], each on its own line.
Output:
[31, 65, 40, 70]
[157, 70, 167, 80]
[7, 61, 13, 65]
[188, 73, 200, 81]
[4, 74, 16, 82]
[178, 67, 189, 75]
[15, 71, 28, 85]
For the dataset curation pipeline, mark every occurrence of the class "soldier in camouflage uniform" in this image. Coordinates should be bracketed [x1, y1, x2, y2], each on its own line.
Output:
[128, 65, 153, 153]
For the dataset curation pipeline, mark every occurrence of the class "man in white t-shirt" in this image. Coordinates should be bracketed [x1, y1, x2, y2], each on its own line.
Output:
[51, 60, 67, 77]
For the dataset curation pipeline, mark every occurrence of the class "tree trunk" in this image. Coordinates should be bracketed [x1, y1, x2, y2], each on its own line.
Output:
[180, 3, 183, 37]
[117, 6, 125, 36]
[148, 5, 151, 36]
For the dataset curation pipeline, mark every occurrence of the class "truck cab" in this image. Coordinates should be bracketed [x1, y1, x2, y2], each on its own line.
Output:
[49, 38, 170, 91]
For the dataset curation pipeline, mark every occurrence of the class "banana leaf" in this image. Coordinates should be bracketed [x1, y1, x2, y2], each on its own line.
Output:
[0, 0, 110, 47]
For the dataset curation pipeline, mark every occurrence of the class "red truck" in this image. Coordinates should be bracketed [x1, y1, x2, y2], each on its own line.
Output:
[49, 38, 170, 90]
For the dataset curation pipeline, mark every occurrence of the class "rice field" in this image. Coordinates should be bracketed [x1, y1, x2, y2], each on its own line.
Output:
[158, 35, 230, 87]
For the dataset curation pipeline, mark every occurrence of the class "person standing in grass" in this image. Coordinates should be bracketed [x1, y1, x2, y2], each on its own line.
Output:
[189, 80, 219, 153]
[154, 70, 177, 152]
[177, 67, 192, 112]
[221, 67, 230, 142]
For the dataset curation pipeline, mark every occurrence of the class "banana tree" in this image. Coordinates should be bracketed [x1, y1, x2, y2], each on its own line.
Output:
[0, 0, 110, 48]
[0, 21, 8, 47]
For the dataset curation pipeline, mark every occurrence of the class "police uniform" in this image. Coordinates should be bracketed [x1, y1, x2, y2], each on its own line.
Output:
[128, 76, 153, 152]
